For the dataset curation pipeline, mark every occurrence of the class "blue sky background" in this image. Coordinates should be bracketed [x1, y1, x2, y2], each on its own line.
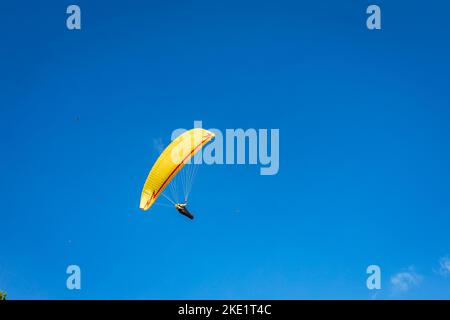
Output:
[1, 0, 450, 299]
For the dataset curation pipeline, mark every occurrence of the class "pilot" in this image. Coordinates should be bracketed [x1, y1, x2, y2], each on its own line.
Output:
[175, 203, 194, 220]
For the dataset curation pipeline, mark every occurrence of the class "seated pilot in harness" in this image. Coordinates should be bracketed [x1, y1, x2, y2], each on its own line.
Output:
[175, 203, 194, 220]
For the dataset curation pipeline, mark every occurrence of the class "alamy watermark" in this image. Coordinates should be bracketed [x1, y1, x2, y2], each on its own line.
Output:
[366, 265, 382, 290]
[66, 265, 81, 290]
[170, 121, 279, 176]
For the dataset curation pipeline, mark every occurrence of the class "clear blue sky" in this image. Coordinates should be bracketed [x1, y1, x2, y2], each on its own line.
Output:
[1, 1, 450, 299]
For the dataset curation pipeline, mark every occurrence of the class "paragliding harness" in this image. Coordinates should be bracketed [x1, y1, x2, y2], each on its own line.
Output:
[175, 203, 194, 220]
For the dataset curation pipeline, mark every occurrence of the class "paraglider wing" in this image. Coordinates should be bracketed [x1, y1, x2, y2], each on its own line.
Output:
[140, 128, 215, 211]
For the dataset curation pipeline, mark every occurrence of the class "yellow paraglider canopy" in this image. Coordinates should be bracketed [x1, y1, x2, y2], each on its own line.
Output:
[140, 128, 215, 211]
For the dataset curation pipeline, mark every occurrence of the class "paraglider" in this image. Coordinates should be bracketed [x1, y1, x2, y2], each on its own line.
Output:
[139, 128, 215, 219]
[175, 203, 194, 220]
